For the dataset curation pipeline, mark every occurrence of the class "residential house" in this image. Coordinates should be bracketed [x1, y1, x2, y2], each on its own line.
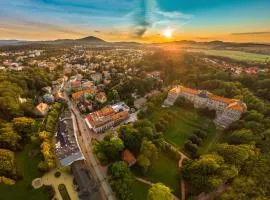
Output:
[95, 92, 107, 104]
[43, 93, 55, 104]
[121, 149, 136, 167]
[34, 103, 49, 116]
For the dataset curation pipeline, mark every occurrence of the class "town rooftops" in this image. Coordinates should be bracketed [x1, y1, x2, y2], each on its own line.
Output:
[121, 149, 136, 167]
[55, 109, 84, 166]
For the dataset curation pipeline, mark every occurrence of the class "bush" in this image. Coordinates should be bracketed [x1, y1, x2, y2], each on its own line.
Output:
[44, 185, 55, 199]
[184, 140, 198, 156]
[58, 184, 71, 200]
[189, 135, 202, 146]
[54, 171, 61, 178]
[194, 130, 207, 139]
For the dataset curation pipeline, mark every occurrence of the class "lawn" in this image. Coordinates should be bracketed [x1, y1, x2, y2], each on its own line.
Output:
[187, 49, 270, 63]
[130, 180, 150, 200]
[132, 151, 180, 197]
[149, 106, 216, 154]
[0, 144, 50, 200]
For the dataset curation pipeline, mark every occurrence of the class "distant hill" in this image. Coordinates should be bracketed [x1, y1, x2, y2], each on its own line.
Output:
[0, 36, 106, 47]
[76, 36, 105, 43]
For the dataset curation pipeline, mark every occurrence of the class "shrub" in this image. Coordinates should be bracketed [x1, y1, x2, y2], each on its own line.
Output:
[54, 171, 61, 178]
[58, 184, 71, 200]
[189, 135, 202, 146]
[194, 130, 207, 139]
[184, 140, 198, 156]
[44, 185, 55, 199]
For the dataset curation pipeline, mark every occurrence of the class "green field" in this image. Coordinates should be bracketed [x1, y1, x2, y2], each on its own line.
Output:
[187, 49, 270, 63]
[133, 151, 180, 197]
[149, 106, 216, 154]
[0, 145, 50, 200]
[130, 180, 150, 200]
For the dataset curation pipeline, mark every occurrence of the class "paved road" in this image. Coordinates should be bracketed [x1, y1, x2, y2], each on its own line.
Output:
[66, 96, 115, 200]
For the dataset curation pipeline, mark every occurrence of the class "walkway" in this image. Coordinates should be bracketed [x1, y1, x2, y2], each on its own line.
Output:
[42, 169, 79, 200]
[178, 150, 189, 200]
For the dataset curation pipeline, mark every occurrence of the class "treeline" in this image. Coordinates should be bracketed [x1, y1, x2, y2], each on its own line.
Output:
[0, 67, 59, 120]
[0, 67, 61, 184]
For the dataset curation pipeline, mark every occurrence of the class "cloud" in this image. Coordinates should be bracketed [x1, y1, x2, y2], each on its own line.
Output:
[94, 30, 101, 33]
[231, 31, 270, 35]
[131, 0, 192, 38]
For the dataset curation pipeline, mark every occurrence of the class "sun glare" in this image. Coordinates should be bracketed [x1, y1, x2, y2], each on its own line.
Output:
[163, 28, 173, 39]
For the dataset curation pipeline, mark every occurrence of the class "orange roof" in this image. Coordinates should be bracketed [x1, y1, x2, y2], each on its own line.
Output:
[111, 111, 129, 120]
[209, 94, 236, 104]
[95, 92, 106, 100]
[169, 87, 180, 94]
[121, 149, 136, 165]
[181, 87, 200, 95]
[227, 102, 246, 112]
[72, 91, 84, 100]
[96, 107, 114, 117]
[84, 88, 94, 94]
[36, 103, 48, 112]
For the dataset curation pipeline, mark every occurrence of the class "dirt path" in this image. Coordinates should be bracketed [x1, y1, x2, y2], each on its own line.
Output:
[178, 152, 189, 200]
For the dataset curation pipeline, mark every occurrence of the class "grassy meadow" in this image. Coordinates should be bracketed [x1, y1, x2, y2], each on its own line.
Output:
[187, 49, 270, 63]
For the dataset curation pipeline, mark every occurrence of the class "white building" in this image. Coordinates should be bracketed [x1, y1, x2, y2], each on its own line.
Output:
[164, 85, 247, 129]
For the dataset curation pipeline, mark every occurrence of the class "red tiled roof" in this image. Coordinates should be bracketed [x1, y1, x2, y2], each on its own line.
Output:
[181, 87, 200, 95]
[121, 149, 136, 165]
[209, 94, 236, 104]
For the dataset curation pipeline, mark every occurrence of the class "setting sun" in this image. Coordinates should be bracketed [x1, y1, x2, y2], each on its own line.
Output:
[163, 28, 173, 39]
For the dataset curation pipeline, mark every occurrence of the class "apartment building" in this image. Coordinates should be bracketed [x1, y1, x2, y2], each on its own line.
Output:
[85, 102, 129, 133]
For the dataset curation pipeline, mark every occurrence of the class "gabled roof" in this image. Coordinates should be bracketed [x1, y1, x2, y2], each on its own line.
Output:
[121, 149, 136, 165]
[36, 103, 48, 112]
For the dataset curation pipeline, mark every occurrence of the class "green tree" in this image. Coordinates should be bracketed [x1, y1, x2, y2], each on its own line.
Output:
[229, 129, 255, 145]
[147, 183, 174, 200]
[12, 117, 36, 135]
[107, 89, 120, 102]
[0, 123, 21, 150]
[109, 161, 134, 200]
[137, 139, 158, 172]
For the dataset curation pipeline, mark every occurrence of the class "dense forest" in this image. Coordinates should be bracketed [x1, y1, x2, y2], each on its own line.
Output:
[0, 67, 60, 183]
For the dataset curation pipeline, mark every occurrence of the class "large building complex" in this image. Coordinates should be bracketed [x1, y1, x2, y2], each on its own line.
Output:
[55, 109, 84, 166]
[85, 102, 129, 133]
[164, 85, 247, 129]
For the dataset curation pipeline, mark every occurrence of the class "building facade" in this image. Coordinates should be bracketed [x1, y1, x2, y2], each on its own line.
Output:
[85, 102, 129, 133]
[164, 85, 247, 129]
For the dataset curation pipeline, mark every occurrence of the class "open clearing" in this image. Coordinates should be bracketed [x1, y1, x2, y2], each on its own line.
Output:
[132, 151, 180, 197]
[130, 180, 150, 200]
[149, 106, 216, 154]
[0, 144, 50, 200]
[187, 49, 270, 63]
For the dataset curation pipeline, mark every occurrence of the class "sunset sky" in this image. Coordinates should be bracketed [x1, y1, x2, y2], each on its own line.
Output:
[1, 0, 270, 43]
